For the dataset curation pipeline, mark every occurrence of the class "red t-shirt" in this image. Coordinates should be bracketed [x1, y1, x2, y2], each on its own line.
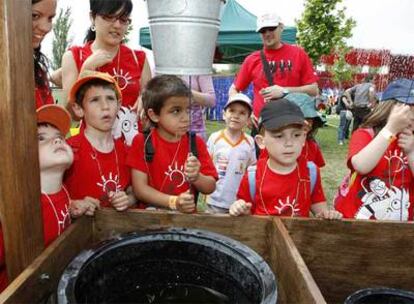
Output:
[64, 132, 131, 207]
[0, 188, 71, 292]
[41, 188, 71, 247]
[35, 83, 54, 109]
[259, 139, 325, 168]
[237, 158, 325, 216]
[234, 45, 317, 117]
[127, 129, 218, 206]
[335, 128, 414, 220]
[70, 42, 146, 108]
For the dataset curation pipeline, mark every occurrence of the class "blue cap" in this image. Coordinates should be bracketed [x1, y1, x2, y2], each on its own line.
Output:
[381, 78, 414, 104]
[285, 93, 325, 126]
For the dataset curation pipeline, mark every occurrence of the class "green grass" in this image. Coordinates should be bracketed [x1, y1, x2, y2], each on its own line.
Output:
[205, 116, 349, 206]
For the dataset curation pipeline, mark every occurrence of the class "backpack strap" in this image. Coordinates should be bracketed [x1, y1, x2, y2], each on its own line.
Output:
[189, 131, 198, 158]
[247, 165, 257, 202]
[260, 49, 274, 86]
[144, 129, 155, 162]
[307, 161, 317, 194]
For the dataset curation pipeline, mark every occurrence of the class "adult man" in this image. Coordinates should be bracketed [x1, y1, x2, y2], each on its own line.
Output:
[229, 12, 318, 127]
[344, 75, 376, 132]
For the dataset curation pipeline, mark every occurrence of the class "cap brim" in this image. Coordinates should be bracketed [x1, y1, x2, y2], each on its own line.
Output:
[68, 73, 122, 104]
[37, 105, 71, 135]
[224, 99, 253, 111]
[261, 115, 305, 131]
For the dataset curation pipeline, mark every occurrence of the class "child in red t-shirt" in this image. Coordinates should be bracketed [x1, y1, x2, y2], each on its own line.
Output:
[335, 79, 414, 220]
[0, 104, 98, 292]
[229, 99, 342, 219]
[258, 93, 326, 167]
[127, 75, 218, 213]
[64, 71, 135, 211]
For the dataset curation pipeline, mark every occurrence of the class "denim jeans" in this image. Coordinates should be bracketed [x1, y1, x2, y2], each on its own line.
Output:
[337, 110, 351, 142]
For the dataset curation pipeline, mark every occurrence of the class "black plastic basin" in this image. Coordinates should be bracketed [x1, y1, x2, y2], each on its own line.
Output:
[57, 228, 277, 303]
[345, 287, 414, 304]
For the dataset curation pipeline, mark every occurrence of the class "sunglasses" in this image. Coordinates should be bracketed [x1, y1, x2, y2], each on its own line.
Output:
[99, 14, 132, 25]
[259, 26, 278, 34]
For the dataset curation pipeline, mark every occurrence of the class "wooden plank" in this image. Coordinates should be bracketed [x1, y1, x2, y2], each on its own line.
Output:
[93, 208, 273, 262]
[0, 0, 44, 279]
[282, 218, 414, 303]
[269, 218, 326, 304]
[0, 217, 93, 303]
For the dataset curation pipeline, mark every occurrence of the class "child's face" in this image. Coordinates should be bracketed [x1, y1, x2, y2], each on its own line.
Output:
[38, 125, 73, 170]
[223, 103, 250, 131]
[256, 125, 306, 168]
[149, 96, 190, 141]
[73, 86, 119, 133]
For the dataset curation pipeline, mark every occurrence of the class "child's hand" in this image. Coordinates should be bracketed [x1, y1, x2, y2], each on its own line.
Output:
[109, 191, 134, 211]
[229, 200, 252, 216]
[398, 128, 414, 155]
[70, 197, 100, 218]
[176, 191, 196, 213]
[185, 154, 201, 183]
[386, 104, 413, 134]
[316, 209, 343, 220]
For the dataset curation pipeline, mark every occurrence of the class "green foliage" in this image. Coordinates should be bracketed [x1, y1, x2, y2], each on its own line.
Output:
[123, 24, 133, 44]
[296, 0, 356, 66]
[328, 43, 354, 88]
[52, 7, 72, 71]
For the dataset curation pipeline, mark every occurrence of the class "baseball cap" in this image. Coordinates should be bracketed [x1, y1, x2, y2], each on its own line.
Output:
[224, 93, 253, 111]
[68, 70, 122, 104]
[285, 93, 325, 127]
[37, 104, 71, 135]
[381, 78, 414, 104]
[258, 99, 305, 131]
[256, 13, 282, 32]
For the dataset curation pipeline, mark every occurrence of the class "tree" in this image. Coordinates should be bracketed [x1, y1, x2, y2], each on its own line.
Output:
[328, 43, 354, 88]
[52, 7, 72, 71]
[296, 0, 355, 66]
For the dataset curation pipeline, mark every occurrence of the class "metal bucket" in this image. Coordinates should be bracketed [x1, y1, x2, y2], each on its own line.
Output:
[145, 0, 224, 75]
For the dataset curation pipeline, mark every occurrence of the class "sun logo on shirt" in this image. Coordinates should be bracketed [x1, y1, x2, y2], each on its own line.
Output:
[112, 68, 132, 90]
[97, 172, 121, 195]
[165, 162, 185, 187]
[384, 150, 408, 173]
[275, 196, 300, 217]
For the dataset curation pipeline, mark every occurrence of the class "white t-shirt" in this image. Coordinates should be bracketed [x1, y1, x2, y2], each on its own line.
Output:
[206, 130, 256, 209]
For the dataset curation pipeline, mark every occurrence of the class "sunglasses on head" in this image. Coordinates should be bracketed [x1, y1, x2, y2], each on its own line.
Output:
[259, 26, 278, 34]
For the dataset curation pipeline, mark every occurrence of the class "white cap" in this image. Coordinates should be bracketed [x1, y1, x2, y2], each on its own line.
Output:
[256, 13, 282, 32]
[225, 93, 252, 111]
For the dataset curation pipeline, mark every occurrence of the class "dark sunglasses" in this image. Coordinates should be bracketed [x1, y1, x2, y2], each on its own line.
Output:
[99, 14, 132, 25]
[259, 26, 278, 34]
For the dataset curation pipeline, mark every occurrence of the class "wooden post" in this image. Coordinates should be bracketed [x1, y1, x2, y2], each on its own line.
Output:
[0, 0, 44, 280]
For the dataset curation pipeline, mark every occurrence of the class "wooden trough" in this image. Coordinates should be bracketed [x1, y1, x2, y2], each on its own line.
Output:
[1, 209, 414, 303]
[0, 0, 413, 303]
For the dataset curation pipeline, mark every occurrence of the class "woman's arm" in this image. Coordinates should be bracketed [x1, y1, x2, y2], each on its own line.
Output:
[61, 50, 80, 103]
[191, 76, 216, 108]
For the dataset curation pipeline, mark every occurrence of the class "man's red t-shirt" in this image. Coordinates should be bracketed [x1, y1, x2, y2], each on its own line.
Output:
[234, 45, 317, 117]
[237, 158, 325, 216]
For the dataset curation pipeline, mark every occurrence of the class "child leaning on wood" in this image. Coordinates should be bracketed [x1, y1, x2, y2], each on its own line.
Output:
[229, 99, 342, 220]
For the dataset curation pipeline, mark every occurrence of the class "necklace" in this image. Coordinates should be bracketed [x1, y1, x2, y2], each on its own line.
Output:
[41, 186, 71, 235]
[90, 141, 121, 201]
[144, 130, 184, 193]
[258, 160, 303, 217]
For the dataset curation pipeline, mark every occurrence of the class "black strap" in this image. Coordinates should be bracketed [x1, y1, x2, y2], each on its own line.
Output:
[144, 130, 198, 163]
[144, 129, 155, 162]
[260, 49, 274, 86]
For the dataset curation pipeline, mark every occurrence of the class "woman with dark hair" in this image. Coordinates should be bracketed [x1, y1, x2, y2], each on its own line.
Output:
[62, 0, 151, 118]
[32, 0, 57, 108]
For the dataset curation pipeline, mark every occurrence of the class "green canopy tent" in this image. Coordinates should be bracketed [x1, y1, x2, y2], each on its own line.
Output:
[139, 0, 297, 64]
